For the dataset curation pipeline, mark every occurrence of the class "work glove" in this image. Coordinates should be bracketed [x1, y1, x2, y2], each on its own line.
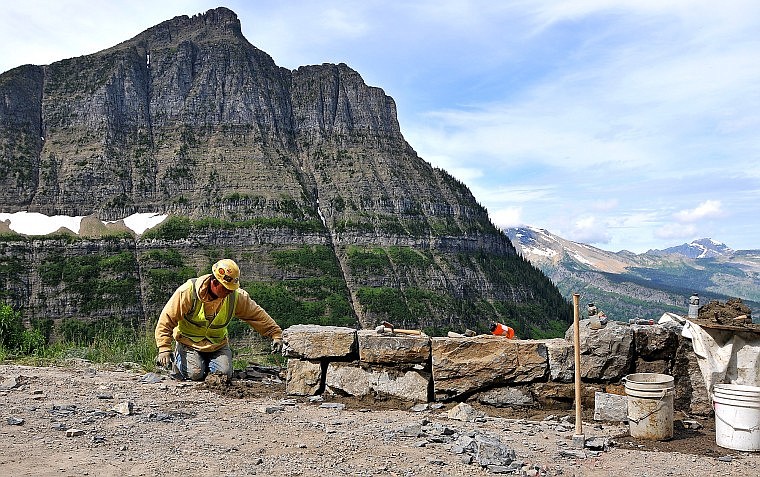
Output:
[271, 338, 283, 355]
[155, 350, 173, 368]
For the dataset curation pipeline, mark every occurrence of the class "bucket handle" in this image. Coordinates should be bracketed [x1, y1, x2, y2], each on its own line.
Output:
[627, 389, 673, 424]
[713, 403, 760, 432]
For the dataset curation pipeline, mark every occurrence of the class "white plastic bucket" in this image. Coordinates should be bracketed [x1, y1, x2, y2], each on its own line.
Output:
[624, 373, 674, 440]
[713, 383, 760, 451]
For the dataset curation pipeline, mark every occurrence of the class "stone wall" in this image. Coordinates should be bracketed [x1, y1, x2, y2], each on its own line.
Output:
[282, 320, 711, 415]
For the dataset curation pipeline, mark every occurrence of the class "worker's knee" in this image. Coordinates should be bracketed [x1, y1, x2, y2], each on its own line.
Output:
[175, 343, 206, 381]
[185, 366, 206, 381]
[208, 346, 233, 378]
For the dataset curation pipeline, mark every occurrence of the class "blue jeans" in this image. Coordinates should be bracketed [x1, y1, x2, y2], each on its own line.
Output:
[173, 342, 233, 381]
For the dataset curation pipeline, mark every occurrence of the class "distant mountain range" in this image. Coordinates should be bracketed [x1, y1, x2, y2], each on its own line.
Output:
[505, 227, 760, 322]
[649, 238, 735, 259]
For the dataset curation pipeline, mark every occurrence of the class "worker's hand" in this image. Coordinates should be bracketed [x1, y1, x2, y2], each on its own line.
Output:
[271, 338, 283, 355]
[155, 350, 173, 368]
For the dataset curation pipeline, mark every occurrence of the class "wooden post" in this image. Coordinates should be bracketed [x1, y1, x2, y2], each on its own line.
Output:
[572, 293, 585, 448]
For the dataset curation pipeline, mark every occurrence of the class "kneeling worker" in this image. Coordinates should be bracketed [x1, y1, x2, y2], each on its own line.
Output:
[154, 258, 283, 381]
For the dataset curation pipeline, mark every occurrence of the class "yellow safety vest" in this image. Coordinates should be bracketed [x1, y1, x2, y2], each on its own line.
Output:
[176, 279, 238, 344]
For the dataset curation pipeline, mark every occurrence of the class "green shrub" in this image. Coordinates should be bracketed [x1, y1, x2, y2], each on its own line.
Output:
[0, 303, 47, 357]
[272, 246, 341, 276]
[142, 216, 191, 240]
[0, 303, 24, 349]
[356, 287, 409, 323]
[347, 246, 391, 275]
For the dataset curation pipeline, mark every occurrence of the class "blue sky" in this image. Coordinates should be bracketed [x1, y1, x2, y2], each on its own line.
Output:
[2, 1, 759, 253]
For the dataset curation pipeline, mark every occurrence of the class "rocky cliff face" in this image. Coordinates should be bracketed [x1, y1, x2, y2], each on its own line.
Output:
[0, 8, 571, 337]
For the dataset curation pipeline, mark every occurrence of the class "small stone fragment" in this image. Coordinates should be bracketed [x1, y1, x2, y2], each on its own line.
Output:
[6, 417, 24, 426]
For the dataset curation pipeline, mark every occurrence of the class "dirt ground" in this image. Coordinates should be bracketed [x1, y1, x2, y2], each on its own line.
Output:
[1, 362, 759, 477]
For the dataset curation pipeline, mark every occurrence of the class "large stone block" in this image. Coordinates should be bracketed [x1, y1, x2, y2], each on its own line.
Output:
[593, 391, 628, 421]
[672, 334, 712, 415]
[565, 320, 634, 381]
[632, 323, 679, 361]
[634, 358, 669, 375]
[431, 336, 548, 400]
[545, 338, 574, 382]
[325, 361, 430, 402]
[282, 324, 357, 360]
[476, 386, 535, 407]
[285, 358, 324, 396]
[357, 330, 431, 364]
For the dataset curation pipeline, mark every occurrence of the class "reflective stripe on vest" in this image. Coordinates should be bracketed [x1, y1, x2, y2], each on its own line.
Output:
[177, 278, 238, 344]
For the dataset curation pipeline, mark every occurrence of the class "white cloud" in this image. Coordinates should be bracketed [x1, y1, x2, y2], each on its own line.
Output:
[489, 206, 523, 228]
[565, 216, 612, 244]
[673, 200, 723, 223]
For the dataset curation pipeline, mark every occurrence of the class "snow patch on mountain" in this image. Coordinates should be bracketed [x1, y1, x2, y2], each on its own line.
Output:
[0, 211, 168, 236]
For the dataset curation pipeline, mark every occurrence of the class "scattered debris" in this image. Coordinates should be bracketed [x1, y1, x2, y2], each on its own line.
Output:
[584, 436, 613, 451]
[139, 372, 162, 384]
[447, 402, 482, 422]
[112, 401, 134, 415]
[451, 432, 518, 472]
[6, 417, 24, 426]
[50, 404, 77, 417]
[319, 402, 346, 410]
[0, 376, 21, 390]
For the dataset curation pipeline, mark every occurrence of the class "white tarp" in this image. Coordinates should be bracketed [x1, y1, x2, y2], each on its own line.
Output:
[659, 313, 760, 393]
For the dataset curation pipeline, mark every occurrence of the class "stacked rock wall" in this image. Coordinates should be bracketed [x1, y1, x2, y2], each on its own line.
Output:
[282, 320, 710, 414]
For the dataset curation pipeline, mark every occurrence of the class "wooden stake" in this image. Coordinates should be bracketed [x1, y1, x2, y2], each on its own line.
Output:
[572, 293, 585, 448]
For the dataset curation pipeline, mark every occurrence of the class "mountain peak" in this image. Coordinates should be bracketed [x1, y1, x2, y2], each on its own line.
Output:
[118, 7, 244, 50]
[653, 238, 734, 259]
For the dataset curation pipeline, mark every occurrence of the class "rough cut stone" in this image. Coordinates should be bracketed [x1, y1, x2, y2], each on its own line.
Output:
[431, 336, 547, 399]
[325, 361, 430, 402]
[672, 335, 712, 415]
[565, 320, 634, 381]
[446, 402, 482, 421]
[455, 433, 516, 467]
[593, 391, 628, 421]
[0, 376, 19, 390]
[633, 324, 679, 361]
[545, 338, 574, 382]
[285, 358, 323, 396]
[282, 325, 357, 359]
[357, 329, 431, 364]
[477, 386, 535, 407]
[532, 382, 604, 410]
[634, 358, 669, 375]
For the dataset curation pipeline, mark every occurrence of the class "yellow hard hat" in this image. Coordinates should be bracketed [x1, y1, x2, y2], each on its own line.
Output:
[212, 259, 240, 290]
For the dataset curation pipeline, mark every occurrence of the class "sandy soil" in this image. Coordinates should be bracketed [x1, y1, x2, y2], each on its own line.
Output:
[1, 362, 759, 477]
